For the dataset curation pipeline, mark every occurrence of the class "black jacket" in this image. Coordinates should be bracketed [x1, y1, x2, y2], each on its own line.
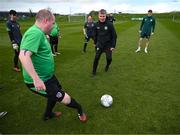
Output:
[6, 20, 22, 45]
[93, 20, 117, 49]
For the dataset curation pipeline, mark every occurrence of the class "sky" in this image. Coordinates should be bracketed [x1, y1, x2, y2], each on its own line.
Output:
[0, 0, 180, 14]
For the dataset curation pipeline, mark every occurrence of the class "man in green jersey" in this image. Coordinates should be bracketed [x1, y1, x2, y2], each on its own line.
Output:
[135, 10, 155, 53]
[19, 9, 87, 122]
[49, 22, 61, 56]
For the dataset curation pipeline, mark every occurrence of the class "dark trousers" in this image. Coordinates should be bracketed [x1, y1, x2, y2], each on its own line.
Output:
[50, 36, 59, 54]
[14, 49, 19, 68]
[92, 48, 112, 73]
[83, 35, 94, 52]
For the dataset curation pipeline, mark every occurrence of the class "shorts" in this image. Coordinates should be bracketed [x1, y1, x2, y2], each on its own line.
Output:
[50, 36, 58, 45]
[26, 75, 65, 102]
[140, 33, 150, 39]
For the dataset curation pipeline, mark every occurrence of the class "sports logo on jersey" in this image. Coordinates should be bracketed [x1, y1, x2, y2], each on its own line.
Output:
[97, 27, 100, 29]
[56, 92, 62, 98]
[104, 26, 108, 30]
[150, 19, 153, 22]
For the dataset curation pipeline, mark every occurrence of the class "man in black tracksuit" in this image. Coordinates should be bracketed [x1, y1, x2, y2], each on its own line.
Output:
[83, 15, 95, 52]
[92, 9, 117, 75]
[6, 10, 22, 72]
[108, 13, 116, 23]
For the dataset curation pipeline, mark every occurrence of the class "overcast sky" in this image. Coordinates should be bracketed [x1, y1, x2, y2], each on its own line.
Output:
[0, 0, 180, 14]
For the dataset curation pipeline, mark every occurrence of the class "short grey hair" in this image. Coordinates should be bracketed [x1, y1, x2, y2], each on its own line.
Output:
[99, 9, 107, 14]
[36, 9, 54, 22]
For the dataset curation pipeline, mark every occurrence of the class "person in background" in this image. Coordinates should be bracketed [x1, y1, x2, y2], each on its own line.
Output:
[135, 9, 156, 53]
[82, 15, 95, 53]
[6, 10, 22, 72]
[49, 22, 61, 56]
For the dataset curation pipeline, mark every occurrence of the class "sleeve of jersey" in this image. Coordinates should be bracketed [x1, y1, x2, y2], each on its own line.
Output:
[152, 18, 156, 32]
[84, 22, 87, 28]
[93, 23, 97, 44]
[140, 18, 145, 30]
[110, 24, 117, 48]
[6, 22, 15, 43]
[20, 32, 41, 54]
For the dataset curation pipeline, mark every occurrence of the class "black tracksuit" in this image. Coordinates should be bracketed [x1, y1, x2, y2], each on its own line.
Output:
[6, 20, 22, 68]
[92, 20, 117, 74]
[83, 21, 95, 52]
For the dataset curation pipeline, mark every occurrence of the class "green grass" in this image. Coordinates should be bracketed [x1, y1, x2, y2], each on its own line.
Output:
[0, 19, 180, 134]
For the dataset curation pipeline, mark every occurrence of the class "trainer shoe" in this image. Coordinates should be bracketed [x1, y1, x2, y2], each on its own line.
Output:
[13, 67, 21, 72]
[43, 112, 62, 121]
[52, 53, 57, 57]
[144, 48, 148, 53]
[78, 113, 87, 122]
[135, 47, 141, 53]
[55, 52, 61, 55]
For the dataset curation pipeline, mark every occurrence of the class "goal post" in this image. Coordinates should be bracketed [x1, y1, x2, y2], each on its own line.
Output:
[68, 13, 87, 23]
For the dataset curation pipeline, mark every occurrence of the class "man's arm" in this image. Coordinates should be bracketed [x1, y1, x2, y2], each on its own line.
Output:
[83, 28, 88, 38]
[152, 18, 156, 33]
[19, 50, 46, 91]
[140, 17, 145, 31]
[6, 22, 19, 51]
[93, 23, 97, 45]
[110, 23, 117, 49]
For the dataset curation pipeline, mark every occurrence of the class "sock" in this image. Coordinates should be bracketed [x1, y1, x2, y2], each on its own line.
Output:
[44, 98, 57, 118]
[66, 98, 83, 115]
[83, 43, 87, 52]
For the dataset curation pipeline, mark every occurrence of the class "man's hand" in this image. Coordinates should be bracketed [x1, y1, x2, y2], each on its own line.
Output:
[110, 48, 115, 51]
[12, 43, 19, 51]
[151, 32, 154, 35]
[33, 77, 46, 91]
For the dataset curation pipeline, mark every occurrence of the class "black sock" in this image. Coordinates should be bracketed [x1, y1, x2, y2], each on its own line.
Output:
[66, 98, 83, 115]
[44, 98, 57, 118]
[83, 43, 87, 52]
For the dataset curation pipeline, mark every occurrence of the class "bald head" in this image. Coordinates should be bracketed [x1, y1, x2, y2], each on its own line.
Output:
[35, 9, 55, 34]
[36, 9, 54, 22]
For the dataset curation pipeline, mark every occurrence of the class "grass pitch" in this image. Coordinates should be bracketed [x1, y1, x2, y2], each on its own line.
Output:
[0, 19, 180, 134]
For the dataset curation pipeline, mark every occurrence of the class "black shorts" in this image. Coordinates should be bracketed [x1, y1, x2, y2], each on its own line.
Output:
[26, 75, 65, 102]
[140, 33, 150, 39]
[50, 36, 58, 45]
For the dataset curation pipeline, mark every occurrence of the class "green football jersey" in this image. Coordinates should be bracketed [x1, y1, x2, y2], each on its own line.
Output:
[140, 16, 155, 35]
[50, 22, 59, 37]
[20, 25, 54, 84]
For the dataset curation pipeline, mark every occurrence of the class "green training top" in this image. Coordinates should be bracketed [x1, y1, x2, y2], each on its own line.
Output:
[20, 25, 54, 84]
[50, 22, 59, 37]
[140, 16, 155, 35]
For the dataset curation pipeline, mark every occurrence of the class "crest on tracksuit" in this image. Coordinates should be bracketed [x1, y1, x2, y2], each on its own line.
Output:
[104, 26, 108, 30]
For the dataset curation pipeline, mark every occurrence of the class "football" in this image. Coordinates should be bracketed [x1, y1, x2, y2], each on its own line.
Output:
[100, 94, 113, 107]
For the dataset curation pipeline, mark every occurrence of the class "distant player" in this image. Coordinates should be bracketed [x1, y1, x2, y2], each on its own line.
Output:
[6, 10, 22, 72]
[135, 10, 156, 53]
[92, 9, 117, 75]
[83, 15, 95, 52]
[49, 22, 61, 56]
[108, 13, 116, 23]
